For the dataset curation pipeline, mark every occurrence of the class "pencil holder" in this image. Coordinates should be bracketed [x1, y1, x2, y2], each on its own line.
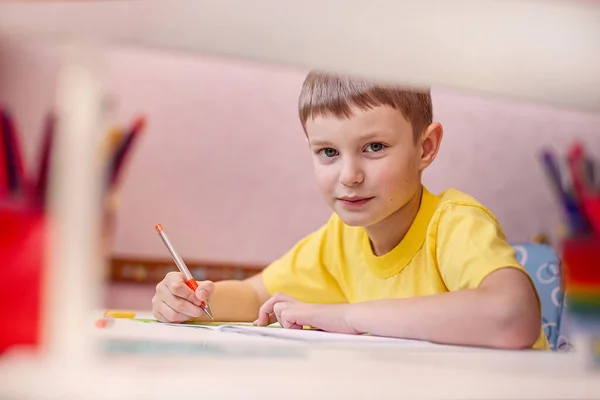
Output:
[0, 205, 46, 354]
[562, 236, 600, 367]
[582, 196, 600, 236]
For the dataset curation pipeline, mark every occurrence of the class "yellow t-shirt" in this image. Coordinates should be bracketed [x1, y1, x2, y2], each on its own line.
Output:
[262, 186, 549, 350]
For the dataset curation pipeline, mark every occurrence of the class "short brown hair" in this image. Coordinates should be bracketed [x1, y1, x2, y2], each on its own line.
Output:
[298, 71, 432, 142]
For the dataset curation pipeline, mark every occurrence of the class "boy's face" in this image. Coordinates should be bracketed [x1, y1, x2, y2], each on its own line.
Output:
[305, 106, 425, 228]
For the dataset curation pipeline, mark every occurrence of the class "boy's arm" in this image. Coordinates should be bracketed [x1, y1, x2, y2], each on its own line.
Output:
[191, 273, 271, 322]
[346, 267, 541, 349]
[154, 215, 343, 324]
[352, 202, 542, 349]
[257, 204, 542, 349]
[156, 215, 344, 324]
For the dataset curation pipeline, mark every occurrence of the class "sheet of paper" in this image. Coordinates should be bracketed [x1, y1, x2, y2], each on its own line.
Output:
[131, 318, 441, 347]
[133, 319, 277, 330]
[219, 325, 437, 345]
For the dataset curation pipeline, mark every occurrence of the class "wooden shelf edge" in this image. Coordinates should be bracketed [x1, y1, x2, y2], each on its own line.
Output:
[108, 256, 265, 284]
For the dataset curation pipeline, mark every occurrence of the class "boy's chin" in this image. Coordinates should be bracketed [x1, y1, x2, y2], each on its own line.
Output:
[335, 211, 377, 227]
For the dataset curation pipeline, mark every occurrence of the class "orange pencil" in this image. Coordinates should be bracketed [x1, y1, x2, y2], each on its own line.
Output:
[155, 224, 214, 320]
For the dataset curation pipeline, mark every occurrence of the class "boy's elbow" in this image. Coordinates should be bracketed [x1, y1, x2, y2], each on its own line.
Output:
[496, 319, 540, 349]
[493, 296, 541, 350]
[481, 269, 542, 350]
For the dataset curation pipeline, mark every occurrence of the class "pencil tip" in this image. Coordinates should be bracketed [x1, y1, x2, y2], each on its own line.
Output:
[204, 305, 214, 320]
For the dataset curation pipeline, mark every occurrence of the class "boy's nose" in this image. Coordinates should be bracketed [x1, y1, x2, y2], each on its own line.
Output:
[339, 160, 364, 187]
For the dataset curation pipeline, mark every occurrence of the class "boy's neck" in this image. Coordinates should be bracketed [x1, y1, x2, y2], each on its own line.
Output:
[365, 186, 423, 256]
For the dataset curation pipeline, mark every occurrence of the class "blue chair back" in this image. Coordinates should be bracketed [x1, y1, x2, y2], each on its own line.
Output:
[512, 243, 566, 350]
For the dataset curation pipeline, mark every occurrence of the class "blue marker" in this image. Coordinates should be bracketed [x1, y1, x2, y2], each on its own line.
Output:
[540, 149, 591, 236]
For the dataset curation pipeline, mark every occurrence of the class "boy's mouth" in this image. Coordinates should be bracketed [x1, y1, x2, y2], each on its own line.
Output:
[337, 196, 374, 207]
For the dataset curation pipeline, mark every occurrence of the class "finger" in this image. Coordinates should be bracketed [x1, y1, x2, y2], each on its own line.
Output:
[158, 301, 192, 323]
[162, 291, 205, 319]
[151, 294, 167, 321]
[273, 302, 290, 328]
[158, 279, 203, 311]
[163, 272, 199, 304]
[257, 300, 277, 326]
[154, 285, 202, 321]
[253, 313, 278, 326]
[194, 281, 215, 303]
[280, 309, 303, 330]
[273, 302, 303, 329]
[256, 296, 276, 326]
[273, 301, 289, 325]
[268, 313, 278, 325]
[153, 308, 168, 323]
[256, 292, 294, 326]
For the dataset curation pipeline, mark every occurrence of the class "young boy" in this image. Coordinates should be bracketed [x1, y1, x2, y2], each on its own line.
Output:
[152, 72, 548, 350]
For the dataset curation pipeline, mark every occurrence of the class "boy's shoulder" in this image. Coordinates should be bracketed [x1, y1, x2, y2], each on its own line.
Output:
[430, 188, 506, 241]
[434, 187, 485, 207]
[433, 187, 499, 220]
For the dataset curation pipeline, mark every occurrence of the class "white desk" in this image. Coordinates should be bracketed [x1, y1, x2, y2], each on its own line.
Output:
[0, 311, 598, 399]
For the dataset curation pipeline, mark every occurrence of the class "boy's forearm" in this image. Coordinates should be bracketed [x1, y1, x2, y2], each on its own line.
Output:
[192, 280, 262, 322]
[346, 288, 539, 349]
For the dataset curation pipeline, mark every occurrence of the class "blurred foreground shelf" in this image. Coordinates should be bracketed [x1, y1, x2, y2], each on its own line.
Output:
[0, 0, 598, 110]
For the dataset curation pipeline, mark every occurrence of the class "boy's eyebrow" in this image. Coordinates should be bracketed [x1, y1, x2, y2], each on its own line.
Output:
[309, 131, 391, 147]
[308, 139, 332, 147]
[359, 131, 388, 142]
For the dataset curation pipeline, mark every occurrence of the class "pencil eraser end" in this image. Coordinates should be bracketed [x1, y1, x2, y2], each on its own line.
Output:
[155, 224, 163, 233]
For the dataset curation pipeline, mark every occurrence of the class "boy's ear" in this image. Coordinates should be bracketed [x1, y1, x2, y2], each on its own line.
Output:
[419, 122, 443, 170]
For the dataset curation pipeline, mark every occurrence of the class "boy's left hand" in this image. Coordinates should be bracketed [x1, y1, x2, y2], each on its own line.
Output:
[253, 292, 359, 334]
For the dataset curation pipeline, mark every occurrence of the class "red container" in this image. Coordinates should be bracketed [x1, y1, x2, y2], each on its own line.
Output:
[0, 204, 46, 354]
[562, 196, 600, 290]
[583, 196, 600, 237]
[562, 236, 600, 290]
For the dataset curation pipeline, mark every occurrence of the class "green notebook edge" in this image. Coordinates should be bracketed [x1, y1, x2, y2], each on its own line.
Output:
[131, 318, 283, 328]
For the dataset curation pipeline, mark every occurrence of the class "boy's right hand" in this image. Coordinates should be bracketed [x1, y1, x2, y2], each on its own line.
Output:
[152, 272, 215, 323]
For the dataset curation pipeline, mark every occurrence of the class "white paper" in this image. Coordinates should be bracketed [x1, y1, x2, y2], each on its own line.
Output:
[156, 321, 438, 346]
[157, 322, 259, 331]
[220, 325, 435, 345]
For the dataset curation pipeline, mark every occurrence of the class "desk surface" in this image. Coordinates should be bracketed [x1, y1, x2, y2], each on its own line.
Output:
[0, 311, 598, 399]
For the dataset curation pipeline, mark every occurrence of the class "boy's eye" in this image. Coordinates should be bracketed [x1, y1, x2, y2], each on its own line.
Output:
[319, 148, 339, 158]
[365, 143, 385, 152]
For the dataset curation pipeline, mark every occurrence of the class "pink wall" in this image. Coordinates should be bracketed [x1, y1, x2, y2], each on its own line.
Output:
[106, 48, 330, 266]
[2, 39, 600, 269]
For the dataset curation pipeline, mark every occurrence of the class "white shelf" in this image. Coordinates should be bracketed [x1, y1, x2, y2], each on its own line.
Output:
[0, 0, 598, 111]
[1, 317, 599, 399]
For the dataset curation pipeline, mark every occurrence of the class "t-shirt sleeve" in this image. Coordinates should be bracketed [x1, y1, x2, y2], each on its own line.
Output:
[261, 220, 347, 304]
[435, 203, 527, 291]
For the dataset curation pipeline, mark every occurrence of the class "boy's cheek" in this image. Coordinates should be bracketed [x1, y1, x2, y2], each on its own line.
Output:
[314, 169, 337, 193]
[374, 162, 418, 190]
